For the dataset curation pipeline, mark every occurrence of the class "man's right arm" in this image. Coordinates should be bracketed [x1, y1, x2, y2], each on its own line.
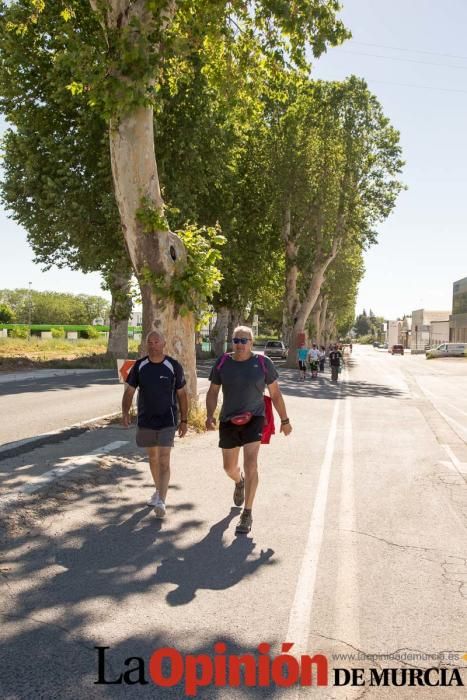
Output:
[122, 385, 136, 427]
[205, 383, 221, 430]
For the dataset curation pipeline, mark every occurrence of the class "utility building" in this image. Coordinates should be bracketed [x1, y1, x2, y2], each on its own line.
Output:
[450, 277, 467, 342]
[411, 309, 450, 353]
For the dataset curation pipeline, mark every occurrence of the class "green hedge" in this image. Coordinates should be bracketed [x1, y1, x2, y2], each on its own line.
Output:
[9, 325, 30, 339]
[0, 323, 142, 333]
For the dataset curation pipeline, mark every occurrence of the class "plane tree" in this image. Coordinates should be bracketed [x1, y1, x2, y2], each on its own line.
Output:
[0, 98, 133, 357]
[273, 76, 404, 365]
[0, 0, 349, 394]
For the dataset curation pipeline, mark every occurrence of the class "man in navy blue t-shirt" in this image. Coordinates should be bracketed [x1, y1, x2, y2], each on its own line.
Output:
[122, 331, 188, 519]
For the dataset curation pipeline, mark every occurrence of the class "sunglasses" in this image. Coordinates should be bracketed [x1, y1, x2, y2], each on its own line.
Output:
[232, 337, 251, 345]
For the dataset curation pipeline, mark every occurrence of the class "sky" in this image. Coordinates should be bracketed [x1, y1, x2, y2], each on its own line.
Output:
[1, 0, 467, 318]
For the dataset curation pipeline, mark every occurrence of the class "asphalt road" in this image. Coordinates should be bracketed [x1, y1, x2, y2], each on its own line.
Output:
[0, 346, 466, 699]
[0, 370, 211, 450]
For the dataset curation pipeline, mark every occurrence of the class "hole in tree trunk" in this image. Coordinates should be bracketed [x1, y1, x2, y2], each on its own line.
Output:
[170, 245, 177, 261]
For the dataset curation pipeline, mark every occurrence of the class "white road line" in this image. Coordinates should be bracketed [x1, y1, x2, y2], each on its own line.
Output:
[441, 444, 467, 475]
[0, 440, 128, 510]
[0, 411, 121, 456]
[334, 370, 360, 648]
[437, 407, 467, 440]
[285, 396, 341, 653]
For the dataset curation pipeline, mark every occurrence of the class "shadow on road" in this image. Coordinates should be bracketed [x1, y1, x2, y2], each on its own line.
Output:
[277, 364, 404, 400]
[154, 508, 275, 605]
[0, 467, 278, 697]
[0, 371, 118, 398]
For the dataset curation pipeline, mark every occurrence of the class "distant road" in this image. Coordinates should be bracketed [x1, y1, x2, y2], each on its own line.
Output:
[0, 370, 210, 449]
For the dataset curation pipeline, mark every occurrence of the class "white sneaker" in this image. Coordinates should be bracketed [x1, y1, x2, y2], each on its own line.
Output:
[154, 498, 166, 519]
[147, 490, 159, 506]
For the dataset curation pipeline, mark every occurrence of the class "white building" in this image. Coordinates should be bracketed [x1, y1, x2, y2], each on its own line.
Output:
[411, 309, 450, 353]
[399, 316, 412, 348]
[130, 310, 143, 327]
[386, 320, 401, 347]
[429, 320, 450, 347]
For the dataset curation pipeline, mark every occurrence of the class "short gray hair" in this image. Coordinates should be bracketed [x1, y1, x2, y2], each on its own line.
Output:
[232, 325, 254, 341]
[146, 330, 165, 344]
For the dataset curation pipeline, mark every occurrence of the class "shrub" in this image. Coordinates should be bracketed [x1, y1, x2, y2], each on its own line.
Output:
[81, 325, 100, 339]
[357, 334, 374, 345]
[0, 303, 14, 323]
[51, 326, 66, 339]
[9, 325, 29, 339]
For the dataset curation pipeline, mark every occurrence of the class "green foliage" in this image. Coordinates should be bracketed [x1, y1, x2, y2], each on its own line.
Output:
[0, 0, 351, 343]
[51, 326, 65, 339]
[0, 303, 14, 323]
[0, 289, 110, 325]
[136, 198, 170, 233]
[141, 224, 226, 315]
[9, 325, 29, 339]
[353, 310, 385, 338]
[81, 325, 100, 339]
[323, 239, 364, 336]
[0, 0, 132, 339]
[354, 312, 371, 337]
[357, 334, 374, 345]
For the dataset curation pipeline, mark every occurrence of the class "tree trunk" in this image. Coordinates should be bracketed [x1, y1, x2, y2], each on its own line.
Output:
[87, 1, 197, 393]
[108, 105, 197, 399]
[210, 306, 229, 357]
[310, 296, 322, 344]
[106, 263, 133, 359]
[227, 309, 243, 346]
[281, 203, 300, 348]
[319, 297, 329, 345]
[285, 260, 333, 367]
[324, 312, 336, 344]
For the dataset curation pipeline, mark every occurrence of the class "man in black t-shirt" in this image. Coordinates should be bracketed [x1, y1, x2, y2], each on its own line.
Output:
[122, 331, 188, 519]
[329, 344, 343, 382]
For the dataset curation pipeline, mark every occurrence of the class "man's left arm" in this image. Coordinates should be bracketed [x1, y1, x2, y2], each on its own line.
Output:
[177, 387, 188, 437]
[267, 381, 292, 436]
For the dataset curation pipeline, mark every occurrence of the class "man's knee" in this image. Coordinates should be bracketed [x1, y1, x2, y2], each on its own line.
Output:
[244, 455, 259, 473]
[159, 455, 171, 471]
[223, 462, 238, 477]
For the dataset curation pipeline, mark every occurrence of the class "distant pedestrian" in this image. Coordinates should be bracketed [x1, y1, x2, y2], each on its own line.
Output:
[307, 343, 319, 378]
[121, 330, 188, 519]
[329, 344, 343, 382]
[319, 346, 326, 372]
[297, 343, 308, 381]
[205, 326, 292, 535]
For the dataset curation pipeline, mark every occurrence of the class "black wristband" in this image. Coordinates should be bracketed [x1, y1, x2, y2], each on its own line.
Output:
[281, 418, 290, 425]
[180, 419, 188, 423]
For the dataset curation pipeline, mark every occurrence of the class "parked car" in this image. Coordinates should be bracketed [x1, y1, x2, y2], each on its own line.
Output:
[263, 340, 287, 359]
[426, 343, 467, 359]
[390, 344, 404, 355]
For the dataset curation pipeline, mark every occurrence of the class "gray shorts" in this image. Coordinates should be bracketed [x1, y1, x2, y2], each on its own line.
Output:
[136, 426, 176, 448]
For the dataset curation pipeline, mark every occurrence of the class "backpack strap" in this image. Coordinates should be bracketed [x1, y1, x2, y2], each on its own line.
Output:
[256, 353, 267, 377]
[216, 352, 268, 377]
[215, 352, 232, 371]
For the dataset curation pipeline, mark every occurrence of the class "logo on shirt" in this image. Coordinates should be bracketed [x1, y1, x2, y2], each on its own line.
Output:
[159, 376, 169, 380]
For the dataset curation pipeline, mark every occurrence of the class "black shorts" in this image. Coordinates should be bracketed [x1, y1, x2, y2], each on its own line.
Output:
[298, 360, 307, 371]
[219, 416, 265, 449]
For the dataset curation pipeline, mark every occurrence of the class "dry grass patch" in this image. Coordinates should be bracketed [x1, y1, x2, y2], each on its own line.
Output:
[0, 338, 140, 371]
